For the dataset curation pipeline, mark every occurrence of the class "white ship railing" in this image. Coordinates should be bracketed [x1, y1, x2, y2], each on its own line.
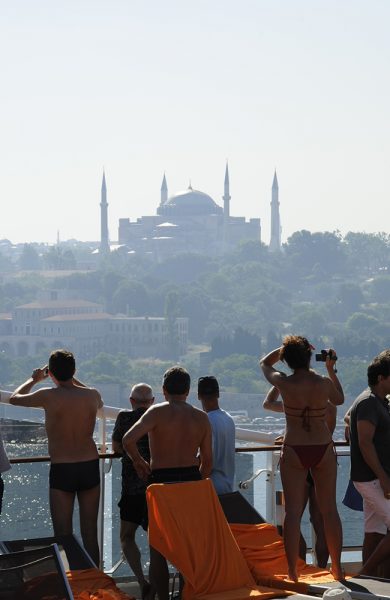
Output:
[0, 392, 351, 571]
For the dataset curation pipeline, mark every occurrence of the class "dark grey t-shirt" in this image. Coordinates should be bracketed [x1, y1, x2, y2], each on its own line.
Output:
[112, 407, 150, 495]
[350, 389, 390, 482]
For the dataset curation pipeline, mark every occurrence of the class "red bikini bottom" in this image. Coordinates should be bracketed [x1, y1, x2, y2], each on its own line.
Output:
[282, 442, 333, 469]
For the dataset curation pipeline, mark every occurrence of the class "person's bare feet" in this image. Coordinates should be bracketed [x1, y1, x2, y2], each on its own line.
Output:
[330, 566, 345, 581]
[287, 569, 298, 583]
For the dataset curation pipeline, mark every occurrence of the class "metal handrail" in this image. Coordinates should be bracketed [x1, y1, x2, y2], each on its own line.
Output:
[1, 391, 352, 573]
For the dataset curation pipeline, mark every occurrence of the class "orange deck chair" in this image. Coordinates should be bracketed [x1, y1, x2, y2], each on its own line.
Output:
[146, 478, 290, 600]
[230, 522, 339, 595]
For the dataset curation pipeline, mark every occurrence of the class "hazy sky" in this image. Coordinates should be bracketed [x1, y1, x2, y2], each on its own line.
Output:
[1, 1, 389, 245]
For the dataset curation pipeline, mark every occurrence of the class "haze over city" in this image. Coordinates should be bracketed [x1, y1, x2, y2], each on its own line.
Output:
[1, 0, 389, 244]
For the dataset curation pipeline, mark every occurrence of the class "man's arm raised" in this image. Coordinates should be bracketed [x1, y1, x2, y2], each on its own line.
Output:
[122, 410, 154, 480]
[10, 367, 50, 408]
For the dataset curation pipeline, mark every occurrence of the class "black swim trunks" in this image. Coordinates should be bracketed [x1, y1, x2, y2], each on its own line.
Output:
[49, 459, 100, 492]
[148, 465, 201, 485]
[118, 493, 148, 530]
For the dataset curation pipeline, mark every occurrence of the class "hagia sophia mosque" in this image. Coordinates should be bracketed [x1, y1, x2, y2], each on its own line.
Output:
[100, 165, 281, 261]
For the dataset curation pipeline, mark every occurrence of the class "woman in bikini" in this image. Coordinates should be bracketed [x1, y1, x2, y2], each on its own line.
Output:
[260, 335, 344, 582]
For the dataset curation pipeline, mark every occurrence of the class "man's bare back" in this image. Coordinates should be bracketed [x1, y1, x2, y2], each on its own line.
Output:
[123, 367, 212, 481]
[142, 401, 210, 470]
[11, 373, 102, 463]
[39, 384, 101, 463]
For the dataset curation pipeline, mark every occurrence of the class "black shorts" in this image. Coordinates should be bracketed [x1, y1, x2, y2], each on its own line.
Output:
[148, 465, 201, 485]
[49, 459, 100, 493]
[119, 494, 148, 530]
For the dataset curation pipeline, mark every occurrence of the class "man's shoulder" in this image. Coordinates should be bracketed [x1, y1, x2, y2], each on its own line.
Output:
[80, 386, 101, 399]
[37, 386, 60, 404]
[351, 388, 380, 420]
[115, 409, 141, 424]
[209, 408, 235, 428]
[208, 407, 234, 420]
[192, 404, 211, 421]
[353, 388, 374, 408]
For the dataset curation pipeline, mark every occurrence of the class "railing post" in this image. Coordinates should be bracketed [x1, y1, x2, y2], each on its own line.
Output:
[265, 449, 279, 524]
[97, 414, 107, 570]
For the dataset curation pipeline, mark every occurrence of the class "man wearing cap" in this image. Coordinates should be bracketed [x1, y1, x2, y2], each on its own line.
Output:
[112, 383, 154, 599]
[349, 350, 390, 576]
[198, 375, 236, 495]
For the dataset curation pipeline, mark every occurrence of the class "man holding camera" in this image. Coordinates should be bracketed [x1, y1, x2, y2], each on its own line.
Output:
[10, 349, 103, 567]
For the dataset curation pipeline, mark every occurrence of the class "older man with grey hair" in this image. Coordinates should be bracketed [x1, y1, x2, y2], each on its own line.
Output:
[112, 383, 154, 599]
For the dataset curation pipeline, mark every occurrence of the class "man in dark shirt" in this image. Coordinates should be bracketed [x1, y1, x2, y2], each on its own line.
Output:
[349, 350, 390, 576]
[112, 383, 154, 598]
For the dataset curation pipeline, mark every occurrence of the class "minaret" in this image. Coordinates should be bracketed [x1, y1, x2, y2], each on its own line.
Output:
[269, 170, 281, 252]
[223, 162, 231, 218]
[160, 173, 168, 205]
[100, 170, 109, 254]
[222, 162, 231, 251]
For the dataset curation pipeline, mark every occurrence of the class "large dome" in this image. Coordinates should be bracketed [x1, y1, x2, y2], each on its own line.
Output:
[158, 185, 223, 217]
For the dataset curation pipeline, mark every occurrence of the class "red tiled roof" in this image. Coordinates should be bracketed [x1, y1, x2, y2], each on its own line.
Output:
[16, 300, 101, 309]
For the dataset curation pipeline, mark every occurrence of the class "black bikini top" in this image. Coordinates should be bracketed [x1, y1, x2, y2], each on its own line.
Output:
[283, 403, 328, 432]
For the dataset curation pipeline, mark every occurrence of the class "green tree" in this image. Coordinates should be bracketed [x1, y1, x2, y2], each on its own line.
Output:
[290, 305, 329, 338]
[285, 230, 346, 275]
[112, 280, 149, 315]
[367, 276, 390, 303]
[344, 232, 390, 273]
[345, 312, 380, 336]
[19, 244, 41, 270]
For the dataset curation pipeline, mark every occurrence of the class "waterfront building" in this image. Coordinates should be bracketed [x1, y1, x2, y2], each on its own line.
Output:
[0, 290, 188, 359]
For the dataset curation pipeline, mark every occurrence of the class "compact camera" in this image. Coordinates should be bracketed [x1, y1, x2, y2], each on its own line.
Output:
[315, 349, 337, 362]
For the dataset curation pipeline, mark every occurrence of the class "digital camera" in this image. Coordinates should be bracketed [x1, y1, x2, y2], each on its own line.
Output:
[315, 349, 337, 362]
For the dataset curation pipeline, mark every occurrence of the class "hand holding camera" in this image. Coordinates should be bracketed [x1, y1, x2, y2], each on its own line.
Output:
[31, 366, 49, 382]
[315, 349, 338, 373]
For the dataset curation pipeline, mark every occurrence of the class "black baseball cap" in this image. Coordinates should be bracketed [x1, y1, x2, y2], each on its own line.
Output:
[198, 376, 219, 396]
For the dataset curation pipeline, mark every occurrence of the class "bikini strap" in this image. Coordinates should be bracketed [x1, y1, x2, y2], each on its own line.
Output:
[283, 404, 327, 432]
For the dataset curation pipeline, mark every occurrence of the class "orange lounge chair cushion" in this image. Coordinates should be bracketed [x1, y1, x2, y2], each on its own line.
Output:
[230, 523, 337, 591]
[147, 479, 289, 600]
[67, 568, 135, 600]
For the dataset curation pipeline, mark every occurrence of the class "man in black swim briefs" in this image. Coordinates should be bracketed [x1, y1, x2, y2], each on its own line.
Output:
[11, 349, 103, 567]
[123, 366, 212, 600]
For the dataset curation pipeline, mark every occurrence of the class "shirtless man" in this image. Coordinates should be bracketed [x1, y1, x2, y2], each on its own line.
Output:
[10, 349, 103, 566]
[123, 366, 212, 600]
